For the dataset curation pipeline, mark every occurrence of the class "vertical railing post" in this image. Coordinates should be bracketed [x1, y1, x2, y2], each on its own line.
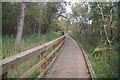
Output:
[52, 45, 56, 58]
[48, 44, 56, 64]
[57, 40, 61, 53]
[40, 51, 46, 72]
[2, 72, 8, 79]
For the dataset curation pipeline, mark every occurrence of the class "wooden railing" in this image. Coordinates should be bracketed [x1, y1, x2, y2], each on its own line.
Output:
[0, 35, 65, 79]
[69, 35, 96, 78]
[75, 40, 97, 79]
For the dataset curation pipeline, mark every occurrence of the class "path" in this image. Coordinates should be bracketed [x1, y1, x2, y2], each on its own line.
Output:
[44, 35, 90, 78]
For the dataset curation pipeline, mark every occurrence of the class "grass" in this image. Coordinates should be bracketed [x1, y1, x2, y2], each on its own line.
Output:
[2, 32, 63, 78]
[2, 32, 62, 59]
[26, 69, 40, 80]
[71, 33, 118, 78]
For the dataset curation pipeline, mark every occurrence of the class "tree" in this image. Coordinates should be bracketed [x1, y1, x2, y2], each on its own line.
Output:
[96, 2, 111, 46]
[71, 3, 89, 34]
[2, 2, 21, 35]
[16, 2, 27, 43]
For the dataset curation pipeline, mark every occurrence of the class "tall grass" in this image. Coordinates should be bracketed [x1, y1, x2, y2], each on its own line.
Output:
[71, 33, 118, 78]
[2, 32, 62, 78]
[2, 32, 62, 60]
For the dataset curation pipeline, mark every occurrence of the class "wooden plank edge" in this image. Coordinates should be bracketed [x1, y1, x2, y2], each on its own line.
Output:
[36, 41, 64, 79]
[19, 41, 64, 78]
[0, 35, 65, 76]
[67, 34, 96, 79]
[75, 40, 97, 79]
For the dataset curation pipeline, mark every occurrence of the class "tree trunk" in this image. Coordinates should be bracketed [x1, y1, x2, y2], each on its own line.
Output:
[99, 25, 103, 38]
[37, 23, 41, 38]
[78, 23, 82, 34]
[16, 2, 27, 43]
[109, 9, 113, 40]
[79, 16, 86, 29]
[97, 3, 111, 46]
[118, 2, 120, 44]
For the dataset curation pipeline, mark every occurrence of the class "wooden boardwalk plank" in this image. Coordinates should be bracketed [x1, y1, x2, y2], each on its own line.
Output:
[44, 35, 90, 78]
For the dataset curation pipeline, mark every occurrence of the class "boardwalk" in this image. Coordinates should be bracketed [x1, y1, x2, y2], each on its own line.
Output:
[44, 35, 90, 78]
[1, 34, 96, 79]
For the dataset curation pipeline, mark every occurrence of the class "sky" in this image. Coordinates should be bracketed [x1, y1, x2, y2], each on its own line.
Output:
[64, 0, 76, 14]
[65, 4, 72, 14]
[64, 1, 93, 24]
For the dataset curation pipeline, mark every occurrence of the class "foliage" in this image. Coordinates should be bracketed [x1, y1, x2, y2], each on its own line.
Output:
[2, 2, 65, 35]
[72, 33, 118, 78]
[2, 2, 21, 35]
[70, 2, 118, 78]
[3, 32, 62, 78]
[2, 32, 62, 60]
[2, 1, 119, 78]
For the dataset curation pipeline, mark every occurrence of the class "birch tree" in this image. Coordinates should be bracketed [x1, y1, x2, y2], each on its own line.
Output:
[97, 3, 112, 46]
[16, 2, 26, 43]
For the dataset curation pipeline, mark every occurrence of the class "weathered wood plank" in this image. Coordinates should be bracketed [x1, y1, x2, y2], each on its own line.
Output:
[0, 35, 65, 77]
[37, 41, 64, 78]
[75, 40, 96, 78]
[42, 35, 65, 49]
[40, 51, 46, 72]
[19, 41, 64, 78]
[82, 48, 96, 78]
[37, 55, 57, 78]
[1, 46, 46, 75]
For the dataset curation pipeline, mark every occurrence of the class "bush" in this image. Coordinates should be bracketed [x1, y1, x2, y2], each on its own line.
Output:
[71, 33, 118, 78]
[2, 32, 62, 78]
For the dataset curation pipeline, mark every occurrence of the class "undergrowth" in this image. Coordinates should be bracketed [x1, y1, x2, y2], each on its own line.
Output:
[2, 32, 62, 78]
[2, 32, 62, 60]
[71, 33, 118, 78]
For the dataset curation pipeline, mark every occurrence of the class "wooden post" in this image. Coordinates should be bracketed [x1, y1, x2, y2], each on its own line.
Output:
[57, 41, 61, 54]
[2, 72, 8, 79]
[48, 45, 56, 63]
[52, 45, 56, 58]
[49, 57, 52, 63]
[40, 51, 46, 72]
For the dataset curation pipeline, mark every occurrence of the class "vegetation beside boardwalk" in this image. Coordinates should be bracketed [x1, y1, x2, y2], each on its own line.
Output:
[2, 32, 62, 60]
[71, 31, 118, 78]
[68, 2, 119, 78]
[2, 2, 119, 78]
[2, 32, 62, 78]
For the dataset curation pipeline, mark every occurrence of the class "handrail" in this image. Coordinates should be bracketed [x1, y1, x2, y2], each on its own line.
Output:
[75, 40, 97, 78]
[68, 34, 96, 78]
[0, 35, 65, 78]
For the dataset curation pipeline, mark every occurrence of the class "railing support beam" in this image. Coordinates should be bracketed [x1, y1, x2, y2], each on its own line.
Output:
[40, 51, 46, 72]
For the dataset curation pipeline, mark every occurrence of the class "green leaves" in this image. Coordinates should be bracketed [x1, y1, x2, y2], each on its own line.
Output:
[2, 2, 65, 35]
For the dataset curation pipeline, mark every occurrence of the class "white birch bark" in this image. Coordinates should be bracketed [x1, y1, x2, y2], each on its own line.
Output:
[97, 3, 111, 46]
[16, 2, 26, 43]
